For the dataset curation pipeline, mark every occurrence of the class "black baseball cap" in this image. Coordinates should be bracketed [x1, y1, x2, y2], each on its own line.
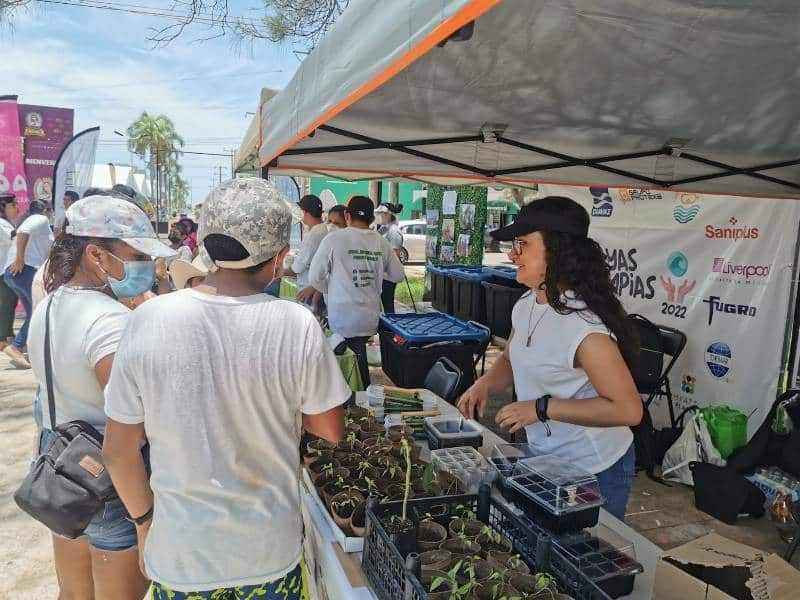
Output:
[491, 196, 589, 241]
[297, 194, 323, 218]
[347, 195, 374, 221]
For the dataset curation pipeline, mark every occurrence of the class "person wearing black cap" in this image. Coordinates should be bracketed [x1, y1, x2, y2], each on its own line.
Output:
[285, 194, 328, 312]
[457, 196, 642, 521]
[306, 195, 405, 386]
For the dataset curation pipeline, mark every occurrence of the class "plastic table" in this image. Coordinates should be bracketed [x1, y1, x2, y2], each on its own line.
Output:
[300, 393, 661, 599]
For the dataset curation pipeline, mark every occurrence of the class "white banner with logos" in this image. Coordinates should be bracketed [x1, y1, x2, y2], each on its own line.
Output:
[52, 127, 99, 221]
[537, 184, 800, 436]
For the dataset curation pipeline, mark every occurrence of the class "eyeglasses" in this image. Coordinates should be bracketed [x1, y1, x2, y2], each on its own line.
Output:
[512, 238, 528, 254]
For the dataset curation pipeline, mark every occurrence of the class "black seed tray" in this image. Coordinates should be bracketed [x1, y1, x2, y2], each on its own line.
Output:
[506, 476, 601, 534]
[362, 486, 612, 600]
[554, 536, 643, 599]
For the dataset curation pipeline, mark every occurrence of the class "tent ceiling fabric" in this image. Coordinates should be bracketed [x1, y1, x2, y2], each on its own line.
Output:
[259, 0, 800, 198]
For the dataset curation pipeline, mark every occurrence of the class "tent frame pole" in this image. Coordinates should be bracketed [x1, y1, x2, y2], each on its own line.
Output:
[270, 125, 800, 192]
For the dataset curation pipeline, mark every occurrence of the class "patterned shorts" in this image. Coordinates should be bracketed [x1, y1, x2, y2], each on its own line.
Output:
[151, 560, 308, 600]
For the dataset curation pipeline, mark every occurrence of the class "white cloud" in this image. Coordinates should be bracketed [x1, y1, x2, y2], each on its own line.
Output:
[0, 3, 299, 205]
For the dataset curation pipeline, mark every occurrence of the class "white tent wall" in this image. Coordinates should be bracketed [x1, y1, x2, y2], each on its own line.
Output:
[260, 0, 800, 197]
[536, 183, 800, 435]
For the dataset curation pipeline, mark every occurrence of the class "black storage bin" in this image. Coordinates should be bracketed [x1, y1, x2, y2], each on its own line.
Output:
[429, 266, 453, 314]
[378, 331, 478, 397]
[450, 271, 489, 324]
[482, 280, 526, 338]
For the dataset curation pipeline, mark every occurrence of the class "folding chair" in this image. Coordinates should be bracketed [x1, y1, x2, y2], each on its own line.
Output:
[423, 357, 463, 405]
[628, 314, 687, 429]
[468, 320, 491, 379]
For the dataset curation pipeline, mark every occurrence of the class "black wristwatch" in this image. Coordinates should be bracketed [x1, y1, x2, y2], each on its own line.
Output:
[536, 394, 551, 422]
[127, 506, 153, 526]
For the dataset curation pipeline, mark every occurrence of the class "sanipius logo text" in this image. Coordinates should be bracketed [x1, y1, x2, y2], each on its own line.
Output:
[705, 217, 759, 240]
[673, 193, 701, 224]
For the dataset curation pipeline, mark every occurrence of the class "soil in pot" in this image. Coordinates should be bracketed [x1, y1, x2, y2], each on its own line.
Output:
[349, 501, 366, 537]
[306, 438, 336, 455]
[345, 405, 369, 419]
[417, 520, 448, 552]
[391, 443, 421, 461]
[303, 448, 333, 467]
[473, 582, 520, 600]
[384, 515, 416, 558]
[334, 452, 362, 468]
[322, 479, 348, 507]
[420, 549, 452, 573]
[441, 538, 482, 559]
[337, 435, 365, 453]
[437, 471, 466, 496]
[509, 573, 550, 597]
[385, 483, 408, 501]
[307, 457, 341, 482]
[476, 532, 513, 557]
[330, 490, 365, 535]
[455, 558, 493, 584]
[420, 569, 455, 600]
[448, 518, 484, 541]
[387, 425, 414, 443]
[313, 467, 350, 492]
[357, 465, 381, 481]
[358, 422, 385, 441]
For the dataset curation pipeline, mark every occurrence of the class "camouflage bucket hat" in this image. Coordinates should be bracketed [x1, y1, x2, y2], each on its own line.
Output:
[198, 178, 302, 269]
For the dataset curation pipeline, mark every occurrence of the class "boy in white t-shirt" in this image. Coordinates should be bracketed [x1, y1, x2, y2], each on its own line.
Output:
[103, 178, 349, 598]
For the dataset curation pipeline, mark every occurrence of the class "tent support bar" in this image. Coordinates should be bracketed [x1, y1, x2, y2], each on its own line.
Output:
[317, 125, 493, 177]
[672, 153, 800, 191]
[275, 125, 799, 191]
[283, 134, 482, 155]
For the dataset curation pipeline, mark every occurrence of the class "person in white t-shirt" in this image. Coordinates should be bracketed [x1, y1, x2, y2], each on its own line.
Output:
[103, 177, 348, 598]
[375, 204, 405, 313]
[283, 194, 328, 313]
[326, 204, 347, 231]
[0, 194, 20, 350]
[304, 195, 405, 387]
[457, 196, 642, 521]
[26, 194, 174, 600]
[3, 199, 54, 368]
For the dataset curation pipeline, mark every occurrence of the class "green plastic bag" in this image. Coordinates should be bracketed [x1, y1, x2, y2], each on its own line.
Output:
[699, 405, 748, 459]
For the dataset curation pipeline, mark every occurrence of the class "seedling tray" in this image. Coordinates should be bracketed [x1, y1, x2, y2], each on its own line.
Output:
[507, 456, 604, 534]
[301, 468, 364, 553]
[553, 525, 643, 599]
[362, 486, 611, 600]
[424, 417, 483, 450]
[488, 443, 538, 501]
[430, 447, 495, 493]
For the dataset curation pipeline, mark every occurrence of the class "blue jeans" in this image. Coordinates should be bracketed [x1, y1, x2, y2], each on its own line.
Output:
[595, 443, 636, 521]
[3, 264, 36, 349]
[39, 428, 139, 551]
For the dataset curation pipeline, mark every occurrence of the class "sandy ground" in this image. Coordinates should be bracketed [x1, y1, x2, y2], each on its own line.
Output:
[0, 350, 58, 598]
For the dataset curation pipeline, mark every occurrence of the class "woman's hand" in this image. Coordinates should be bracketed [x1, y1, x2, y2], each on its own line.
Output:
[495, 401, 539, 433]
[457, 379, 490, 419]
[135, 519, 152, 577]
[9, 257, 24, 275]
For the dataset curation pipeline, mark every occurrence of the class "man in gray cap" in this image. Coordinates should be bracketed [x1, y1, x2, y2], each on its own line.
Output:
[102, 178, 348, 598]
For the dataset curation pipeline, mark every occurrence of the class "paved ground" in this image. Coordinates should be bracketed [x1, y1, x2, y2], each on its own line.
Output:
[0, 264, 795, 595]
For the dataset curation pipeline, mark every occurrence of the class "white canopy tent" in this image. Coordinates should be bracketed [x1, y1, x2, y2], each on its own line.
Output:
[259, 0, 800, 198]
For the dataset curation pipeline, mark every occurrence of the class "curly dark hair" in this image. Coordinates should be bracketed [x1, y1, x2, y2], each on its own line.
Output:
[535, 197, 639, 368]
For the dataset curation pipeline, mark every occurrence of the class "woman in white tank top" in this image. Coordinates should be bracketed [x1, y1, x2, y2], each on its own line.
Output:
[457, 196, 642, 520]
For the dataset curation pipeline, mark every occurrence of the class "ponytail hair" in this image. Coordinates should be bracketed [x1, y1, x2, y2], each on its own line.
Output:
[45, 221, 115, 292]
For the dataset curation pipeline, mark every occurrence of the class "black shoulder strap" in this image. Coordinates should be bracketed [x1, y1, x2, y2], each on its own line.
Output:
[44, 294, 57, 431]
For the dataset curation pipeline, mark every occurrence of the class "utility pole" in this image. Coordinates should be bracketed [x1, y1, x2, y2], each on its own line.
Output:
[214, 166, 226, 185]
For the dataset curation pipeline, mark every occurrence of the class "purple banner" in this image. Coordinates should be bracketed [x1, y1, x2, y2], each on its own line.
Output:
[18, 104, 74, 205]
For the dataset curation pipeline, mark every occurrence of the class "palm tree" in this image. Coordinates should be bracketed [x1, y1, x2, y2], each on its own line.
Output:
[126, 112, 185, 224]
[172, 176, 190, 215]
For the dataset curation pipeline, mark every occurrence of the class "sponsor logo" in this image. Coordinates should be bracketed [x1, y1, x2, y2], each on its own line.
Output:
[705, 341, 732, 378]
[23, 111, 45, 137]
[712, 258, 771, 282]
[673, 193, 701, 224]
[667, 251, 689, 277]
[590, 187, 613, 217]
[604, 247, 656, 299]
[620, 189, 663, 203]
[681, 374, 696, 395]
[705, 217, 759, 240]
[702, 295, 757, 326]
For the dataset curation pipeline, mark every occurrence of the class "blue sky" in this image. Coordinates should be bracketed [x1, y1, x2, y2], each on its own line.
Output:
[0, 1, 300, 206]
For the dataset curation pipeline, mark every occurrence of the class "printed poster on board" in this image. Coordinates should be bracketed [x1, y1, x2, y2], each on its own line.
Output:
[537, 183, 800, 436]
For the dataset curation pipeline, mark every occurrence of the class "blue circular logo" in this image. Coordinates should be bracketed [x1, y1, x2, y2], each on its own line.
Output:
[705, 342, 732, 379]
[668, 252, 689, 277]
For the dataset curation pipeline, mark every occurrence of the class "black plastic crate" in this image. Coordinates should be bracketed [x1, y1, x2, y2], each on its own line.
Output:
[429, 267, 453, 314]
[482, 280, 527, 339]
[378, 330, 479, 396]
[450, 273, 488, 324]
[505, 475, 601, 534]
[362, 486, 612, 600]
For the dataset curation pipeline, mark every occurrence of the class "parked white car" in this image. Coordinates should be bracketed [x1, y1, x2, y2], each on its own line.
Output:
[398, 219, 426, 263]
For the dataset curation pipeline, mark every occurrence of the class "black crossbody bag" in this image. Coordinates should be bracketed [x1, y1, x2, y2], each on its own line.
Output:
[14, 295, 117, 538]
